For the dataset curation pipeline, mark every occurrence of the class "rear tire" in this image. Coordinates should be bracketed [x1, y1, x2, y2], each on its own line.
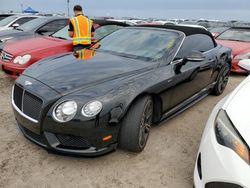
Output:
[119, 96, 153, 152]
[212, 63, 230, 96]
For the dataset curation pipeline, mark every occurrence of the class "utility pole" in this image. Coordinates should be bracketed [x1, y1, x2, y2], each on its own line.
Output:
[67, 0, 70, 17]
[20, 3, 23, 13]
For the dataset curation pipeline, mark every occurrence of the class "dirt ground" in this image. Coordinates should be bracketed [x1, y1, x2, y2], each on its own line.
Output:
[0, 71, 245, 188]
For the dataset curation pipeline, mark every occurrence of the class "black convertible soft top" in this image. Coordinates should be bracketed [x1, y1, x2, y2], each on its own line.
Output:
[228, 27, 250, 30]
[137, 24, 213, 37]
[93, 19, 129, 27]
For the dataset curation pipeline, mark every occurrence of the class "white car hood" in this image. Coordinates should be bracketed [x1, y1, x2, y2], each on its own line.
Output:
[223, 76, 250, 146]
[0, 26, 10, 31]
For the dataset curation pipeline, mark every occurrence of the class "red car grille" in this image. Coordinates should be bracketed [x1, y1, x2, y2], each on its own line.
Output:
[0, 50, 13, 62]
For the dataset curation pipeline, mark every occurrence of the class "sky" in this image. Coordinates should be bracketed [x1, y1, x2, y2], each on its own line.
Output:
[1, 0, 250, 21]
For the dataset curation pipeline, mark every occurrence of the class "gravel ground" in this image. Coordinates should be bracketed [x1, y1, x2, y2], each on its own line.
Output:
[0, 71, 245, 188]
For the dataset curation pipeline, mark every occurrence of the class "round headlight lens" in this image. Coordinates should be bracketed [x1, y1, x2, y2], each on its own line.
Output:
[82, 101, 102, 117]
[13, 56, 21, 64]
[13, 54, 31, 65]
[53, 101, 77, 123]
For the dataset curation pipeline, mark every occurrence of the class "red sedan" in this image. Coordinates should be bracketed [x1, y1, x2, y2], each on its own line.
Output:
[216, 27, 250, 73]
[0, 20, 128, 78]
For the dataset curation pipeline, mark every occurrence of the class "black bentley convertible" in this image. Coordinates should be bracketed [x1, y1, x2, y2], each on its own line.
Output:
[12, 25, 231, 156]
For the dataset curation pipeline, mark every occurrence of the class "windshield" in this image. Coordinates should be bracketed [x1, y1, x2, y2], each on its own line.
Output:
[209, 27, 228, 33]
[18, 17, 48, 31]
[0, 16, 17, 27]
[95, 28, 180, 61]
[94, 25, 123, 40]
[217, 28, 250, 42]
[52, 25, 72, 40]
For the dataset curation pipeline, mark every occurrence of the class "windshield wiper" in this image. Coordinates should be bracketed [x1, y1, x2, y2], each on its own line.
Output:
[219, 38, 248, 42]
[51, 36, 67, 40]
[55, 37, 67, 40]
[95, 49, 149, 60]
[116, 52, 137, 59]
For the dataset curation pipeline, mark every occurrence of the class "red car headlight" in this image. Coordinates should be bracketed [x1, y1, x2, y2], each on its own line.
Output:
[13, 54, 31, 65]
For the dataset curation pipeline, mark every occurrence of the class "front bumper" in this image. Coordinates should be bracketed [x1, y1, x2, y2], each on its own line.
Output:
[13, 103, 119, 157]
[17, 122, 117, 157]
[0, 61, 26, 78]
[231, 59, 247, 74]
[12, 76, 119, 157]
[194, 97, 250, 188]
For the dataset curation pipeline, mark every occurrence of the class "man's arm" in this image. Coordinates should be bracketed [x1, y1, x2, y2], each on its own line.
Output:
[68, 20, 74, 38]
[91, 25, 95, 37]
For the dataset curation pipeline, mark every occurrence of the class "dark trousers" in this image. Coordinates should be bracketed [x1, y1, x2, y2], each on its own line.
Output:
[73, 44, 91, 52]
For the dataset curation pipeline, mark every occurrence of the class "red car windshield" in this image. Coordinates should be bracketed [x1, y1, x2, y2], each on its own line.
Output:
[217, 28, 250, 42]
[52, 26, 72, 40]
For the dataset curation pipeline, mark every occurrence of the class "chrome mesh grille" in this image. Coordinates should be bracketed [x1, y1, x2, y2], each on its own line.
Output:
[56, 134, 91, 149]
[13, 84, 43, 122]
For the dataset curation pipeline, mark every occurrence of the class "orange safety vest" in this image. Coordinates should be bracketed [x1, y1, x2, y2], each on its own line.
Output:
[75, 49, 96, 60]
[70, 15, 93, 45]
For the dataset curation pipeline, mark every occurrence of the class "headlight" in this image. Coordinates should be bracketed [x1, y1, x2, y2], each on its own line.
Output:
[215, 110, 250, 164]
[53, 100, 77, 123]
[234, 52, 250, 60]
[13, 54, 31, 65]
[0, 37, 13, 42]
[81, 100, 102, 117]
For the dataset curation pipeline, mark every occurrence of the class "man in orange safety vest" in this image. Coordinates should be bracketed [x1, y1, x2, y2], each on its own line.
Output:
[68, 5, 95, 51]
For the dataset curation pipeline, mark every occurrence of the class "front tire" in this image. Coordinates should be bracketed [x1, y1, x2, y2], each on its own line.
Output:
[212, 63, 230, 96]
[119, 96, 153, 152]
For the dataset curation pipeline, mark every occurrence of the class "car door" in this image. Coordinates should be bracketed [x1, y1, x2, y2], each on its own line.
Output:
[165, 34, 216, 111]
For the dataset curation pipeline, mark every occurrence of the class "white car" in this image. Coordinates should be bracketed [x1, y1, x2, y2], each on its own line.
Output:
[194, 59, 250, 188]
[0, 15, 39, 31]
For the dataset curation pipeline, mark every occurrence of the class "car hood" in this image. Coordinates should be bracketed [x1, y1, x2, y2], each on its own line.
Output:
[0, 29, 29, 41]
[216, 39, 250, 56]
[23, 51, 154, 94]
[4, 36, 71, 55]
[223, 76, 250, 146]
[0, 29, 21, 37]
[0, 26, 9, 31]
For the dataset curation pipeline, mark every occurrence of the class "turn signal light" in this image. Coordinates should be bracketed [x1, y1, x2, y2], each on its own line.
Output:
[102, 135, 112, 141]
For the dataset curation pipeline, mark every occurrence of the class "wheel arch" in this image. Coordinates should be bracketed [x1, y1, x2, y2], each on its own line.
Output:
[121, 92, 163, 124]
[220, 52, 232, 67]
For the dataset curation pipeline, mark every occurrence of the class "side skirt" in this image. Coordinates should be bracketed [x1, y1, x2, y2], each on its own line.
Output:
[159, 83, 215, 123]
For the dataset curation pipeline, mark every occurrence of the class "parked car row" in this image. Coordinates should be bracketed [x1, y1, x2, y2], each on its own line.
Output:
[0, 14, 40, 31]
[0, 13, 16, 21]
[0, 15, 249, 188]
[0, 17, 68, 44]
[0, 19, 128, 78]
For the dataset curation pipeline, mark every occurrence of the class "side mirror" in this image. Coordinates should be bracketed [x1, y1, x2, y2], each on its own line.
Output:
[12, 23, 20, 29]
[238, 59, 250, 72]
[174, 51, 205, 74]
[184, 50, 205, 62]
